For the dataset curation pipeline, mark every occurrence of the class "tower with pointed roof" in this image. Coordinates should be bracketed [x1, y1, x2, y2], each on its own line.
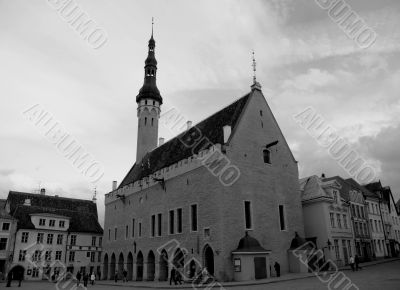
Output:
[136, 19, 162, 162]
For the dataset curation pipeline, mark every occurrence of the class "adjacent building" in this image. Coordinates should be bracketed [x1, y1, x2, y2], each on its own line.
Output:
[103, 30, 305, 282]
[300, 175, 353, 267]
[0, 199, 17, 278]
[4, 190, 103, 281]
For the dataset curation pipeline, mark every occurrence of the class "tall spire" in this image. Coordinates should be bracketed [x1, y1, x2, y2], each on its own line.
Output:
[136, 19, 162, 104]
[251, 50, 262, 91]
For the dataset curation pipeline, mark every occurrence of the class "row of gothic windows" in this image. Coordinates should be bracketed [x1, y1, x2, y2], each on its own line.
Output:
[143, 117, 155, 126]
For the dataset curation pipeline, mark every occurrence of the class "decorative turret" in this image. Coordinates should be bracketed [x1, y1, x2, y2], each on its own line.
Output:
[136, 19, 162, 162]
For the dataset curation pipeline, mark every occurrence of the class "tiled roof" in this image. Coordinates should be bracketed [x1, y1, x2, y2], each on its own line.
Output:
[7, 191, 103, 234]
[119, 92, 251, 188]
[0, 199, 14, 219]
[344, 178, 379, 199]
[323, 176, 350, 201]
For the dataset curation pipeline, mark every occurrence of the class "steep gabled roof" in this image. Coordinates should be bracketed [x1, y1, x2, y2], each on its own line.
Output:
[7, 191, 103, 234]
[119, 92, 251, 188]
[322, 176, 350, 201]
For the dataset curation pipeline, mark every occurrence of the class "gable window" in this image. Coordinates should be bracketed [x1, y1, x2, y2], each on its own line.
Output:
[2, 222, 10, 231]
[279, 205, 286, 230]
[49, 220, 55, 227]
[244, 201, 252, 230]
[169, 210, 175, 234]
[263, 149, 271, 164]
[59, 221, 65, 228]
[191, 204, 198, 232]
[39, 219, 46, 226]
[21, 232, 29, 243]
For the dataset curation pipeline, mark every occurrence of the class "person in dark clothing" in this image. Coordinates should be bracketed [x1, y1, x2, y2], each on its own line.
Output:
[274, 262, 281, 277]
[123, 269, 128, 282]
[83, 272, 89, 287]
[76, 271, 82, 287]
[170, 267, 177, 285]
[6, 271, 12, 287]
[176, 269, 183, 285]
[354, 255, 361, 270]
[17, 270, 22, 287]
[114, 271, 118, 282]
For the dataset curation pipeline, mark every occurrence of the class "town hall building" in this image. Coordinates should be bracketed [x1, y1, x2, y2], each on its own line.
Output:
[102, 26, 305, 282]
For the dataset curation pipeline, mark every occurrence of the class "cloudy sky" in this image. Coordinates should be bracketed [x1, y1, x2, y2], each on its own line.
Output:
[1, 0, 400, 225]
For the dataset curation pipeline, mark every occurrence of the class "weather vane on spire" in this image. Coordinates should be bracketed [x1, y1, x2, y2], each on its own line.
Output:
[151, 17, 154, 37]
[252, 50, 257, 84]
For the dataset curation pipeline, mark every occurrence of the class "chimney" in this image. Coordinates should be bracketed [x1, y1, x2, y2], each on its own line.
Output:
[159, 137, 165, 146]
[112, 181, 117, 191]
[223, 125, 232, 144]
[186, 121, 192, 130]
[40, 188, 45, 195]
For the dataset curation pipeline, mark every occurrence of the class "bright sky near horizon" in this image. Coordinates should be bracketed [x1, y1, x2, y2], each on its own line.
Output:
[1, 0, 400, 225]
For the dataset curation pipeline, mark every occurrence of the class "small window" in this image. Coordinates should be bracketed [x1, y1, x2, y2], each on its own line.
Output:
[49, 220, 55, 227]
[2, 223, 10, 231]
[263, 149, 271, 164]
[279, 205, 286, 231]
[92, 236, 97, 246]
[144, 117, 147, 125]
[244, 201, 252, 229]
[59, 221, 65, 228]
[151, 215, 156, 237]
[145, 100, 148, 105]
[177, 208, 183, 233]
[191, 204, 198, 232]
[0, 238, 8, 250]
[126, 225, 129, 239]
[139, 222, 142, 237]
[114, 228, 117, 240]
[157, 213, 162, 236]
[169, 210, 175, 235]
[39, 219, 46, 226]
[87, 251, 91, 258]
[204, 228, 210, 239]
[151, 118, 154, 126]
[260, 110, 263, 116]
[234, 258, 241, 272]
[153, 101, 155, 105]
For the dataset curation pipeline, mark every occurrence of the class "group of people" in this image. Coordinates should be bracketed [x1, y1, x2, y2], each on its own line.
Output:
[169, 267, 184, 285]
[76, 271, 96, 287]
[349, 254, 362, 271]
[114, 269, 128, 282]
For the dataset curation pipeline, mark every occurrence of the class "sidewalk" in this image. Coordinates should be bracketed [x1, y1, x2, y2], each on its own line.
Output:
[97, 257, 400, 289]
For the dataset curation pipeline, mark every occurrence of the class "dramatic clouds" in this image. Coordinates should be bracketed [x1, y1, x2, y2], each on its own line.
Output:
[1, 0, 400, 224]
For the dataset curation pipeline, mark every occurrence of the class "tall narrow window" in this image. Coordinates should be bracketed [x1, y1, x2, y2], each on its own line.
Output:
[151, 118, 154, 126]
[279, 205, 286, 230]
[336, 214, 342, 228]
[138, 222, 142, 237]
[144, 117, 147, 125]
[191, 204, 198, 232]
[151, 215, 156, 237]
[169, 210, 175, 234]
[244, 201, 252, 229]
[125, 225, 128, 239]
[330, 213, 335, 228]
[108, 229, 111, 241]
[132, 219, 135, 238]
[177, 208, 183, 233]
[114, 228, 117, 240]
[263, 149, 271, 164]
[157, 213, 162, 236]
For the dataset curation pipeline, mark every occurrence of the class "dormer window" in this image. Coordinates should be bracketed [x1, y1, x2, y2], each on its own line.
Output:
[263, 149, 271, 164]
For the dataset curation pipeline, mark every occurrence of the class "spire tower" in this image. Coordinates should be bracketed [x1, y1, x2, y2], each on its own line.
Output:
[136, 19, 163, 162]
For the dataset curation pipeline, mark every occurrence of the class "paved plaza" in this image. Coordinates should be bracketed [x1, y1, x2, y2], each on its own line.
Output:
[2, 259, 400, 290]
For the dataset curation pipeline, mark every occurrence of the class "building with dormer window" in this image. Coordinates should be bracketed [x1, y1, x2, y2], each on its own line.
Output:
[4, 190, 103, 281]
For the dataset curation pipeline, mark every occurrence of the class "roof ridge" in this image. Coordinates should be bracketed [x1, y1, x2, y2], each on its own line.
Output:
[9, 191, 94, 203]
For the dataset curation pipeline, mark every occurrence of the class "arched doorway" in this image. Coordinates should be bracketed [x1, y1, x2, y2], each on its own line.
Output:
[173, 248, 184, 268]
[10, 265, 24, 281]
[110, 253, 116, 280]
[118, 253, 124, 278]
[127, 252, 133, 281]
[158, 250, 168, 281]
[203, 245, 214, 275]
[103, 254, 109, 280]
[136, 251, 143, 281]
[147, 251, 155, 281]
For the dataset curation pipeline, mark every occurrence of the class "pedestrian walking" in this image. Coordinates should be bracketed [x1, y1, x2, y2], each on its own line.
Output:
[274, 261, 281, 277]
[349, 256, 355, 271]
[90, 272, 95, 285]
[83, 272, 89, 287]
[6, 271, 12, 287]
[176, 269, 183, 285]
[114, 270, 118, 282]
[123, 269, 128, 282]
[170, 267, 177, 285]
[17, 270, 22, 287]
[355, 255, 361, 270]
[76, 271, 82, 287]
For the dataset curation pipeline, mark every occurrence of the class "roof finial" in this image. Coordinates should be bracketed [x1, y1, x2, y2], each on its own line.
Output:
[252, 50, 257, 84]
[151, 17, 154, 37]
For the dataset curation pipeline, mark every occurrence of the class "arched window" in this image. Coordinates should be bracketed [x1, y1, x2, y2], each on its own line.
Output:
[263, 149, 271, 164]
